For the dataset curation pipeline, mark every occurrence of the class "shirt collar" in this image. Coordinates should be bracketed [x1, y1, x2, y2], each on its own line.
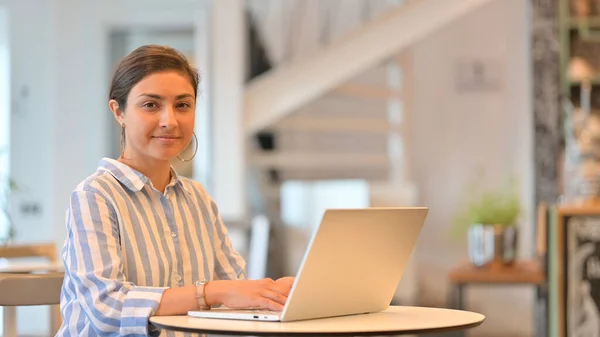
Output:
[98, 157, 188, 194]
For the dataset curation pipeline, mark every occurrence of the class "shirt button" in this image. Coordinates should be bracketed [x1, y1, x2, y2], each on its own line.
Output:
[170, 231, 177, 238]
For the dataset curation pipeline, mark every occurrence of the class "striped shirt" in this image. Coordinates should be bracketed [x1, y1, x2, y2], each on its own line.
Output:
[56, 158, 246, 337]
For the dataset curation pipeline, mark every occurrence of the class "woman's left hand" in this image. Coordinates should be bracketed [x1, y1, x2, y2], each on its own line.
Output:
[275, 276, 295, 291]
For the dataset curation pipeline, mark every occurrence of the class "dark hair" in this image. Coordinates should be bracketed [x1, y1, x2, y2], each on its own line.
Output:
[109, 44, 199, 109]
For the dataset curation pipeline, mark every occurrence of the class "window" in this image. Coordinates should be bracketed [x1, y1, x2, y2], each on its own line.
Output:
[280, 179, 370, 231]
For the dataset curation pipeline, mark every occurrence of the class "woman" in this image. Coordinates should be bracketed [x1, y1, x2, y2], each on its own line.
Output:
[57, 45, 293, 337]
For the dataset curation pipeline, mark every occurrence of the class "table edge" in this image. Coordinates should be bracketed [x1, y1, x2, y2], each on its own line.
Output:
[150, 319, 485, 336]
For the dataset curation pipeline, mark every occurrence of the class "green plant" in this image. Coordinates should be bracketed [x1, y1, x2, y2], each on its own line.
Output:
[0, 148, 16, 243]
[0, 178, 16, 242]
[451, 173, 522, 240]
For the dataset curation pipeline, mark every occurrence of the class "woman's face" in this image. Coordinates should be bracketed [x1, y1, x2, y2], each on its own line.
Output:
[111, 71, 196, 163]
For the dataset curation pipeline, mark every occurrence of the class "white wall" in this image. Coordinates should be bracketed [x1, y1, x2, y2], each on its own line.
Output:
[4, 0, 56, 244]
[408, 0, 533, 336]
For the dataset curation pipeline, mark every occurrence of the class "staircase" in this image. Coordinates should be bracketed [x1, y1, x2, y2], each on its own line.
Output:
[245, 0, 497, 184]
[245, 0, 498, 135]
[242, 0, 498, 304]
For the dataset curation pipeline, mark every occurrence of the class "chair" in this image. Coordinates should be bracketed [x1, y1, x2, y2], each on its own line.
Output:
[0, 243, 62, 337]
[246, 214, 271, 280]
[0, 272, 64, 337]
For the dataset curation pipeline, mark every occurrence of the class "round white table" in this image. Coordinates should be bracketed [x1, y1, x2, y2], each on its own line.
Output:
[150, 306, 485, 336]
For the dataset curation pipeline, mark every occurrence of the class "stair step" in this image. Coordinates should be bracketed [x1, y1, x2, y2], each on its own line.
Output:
[276, 116, 392, 133]
[249, 152, 390, 170]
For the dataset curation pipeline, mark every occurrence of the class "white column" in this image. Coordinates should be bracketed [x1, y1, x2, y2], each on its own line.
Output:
[193, 7, 212, 189]
[210, 0, 247, 220]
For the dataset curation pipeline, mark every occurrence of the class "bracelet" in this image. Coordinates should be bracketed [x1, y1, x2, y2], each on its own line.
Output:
[194, 279, 211, 310]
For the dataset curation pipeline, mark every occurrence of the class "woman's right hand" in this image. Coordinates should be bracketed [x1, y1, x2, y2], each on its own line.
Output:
[205, 278, 291, 311]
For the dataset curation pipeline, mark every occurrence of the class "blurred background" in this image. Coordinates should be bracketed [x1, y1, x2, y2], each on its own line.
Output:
[0, 0, 585, 336]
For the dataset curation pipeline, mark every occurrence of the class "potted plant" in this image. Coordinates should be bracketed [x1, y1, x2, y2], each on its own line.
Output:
[452, 174, 522, 267]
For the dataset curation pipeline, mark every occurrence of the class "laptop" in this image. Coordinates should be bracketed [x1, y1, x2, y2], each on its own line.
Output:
[188, 207, 428, 322]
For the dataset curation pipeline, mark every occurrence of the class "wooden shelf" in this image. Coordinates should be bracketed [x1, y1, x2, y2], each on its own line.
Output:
[448, 260, 545, 285]
[557, 199, 600, 214]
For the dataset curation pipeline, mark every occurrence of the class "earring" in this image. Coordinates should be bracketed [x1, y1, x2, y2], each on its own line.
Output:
[120, 124, 126, 158]
[177, 132, 198, 162]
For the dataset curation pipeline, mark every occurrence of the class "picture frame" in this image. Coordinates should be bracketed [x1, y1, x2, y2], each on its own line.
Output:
[557, 204, 600, 337]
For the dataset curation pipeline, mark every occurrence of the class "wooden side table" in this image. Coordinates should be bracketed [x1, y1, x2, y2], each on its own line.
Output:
[448, 259, 546, 336]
